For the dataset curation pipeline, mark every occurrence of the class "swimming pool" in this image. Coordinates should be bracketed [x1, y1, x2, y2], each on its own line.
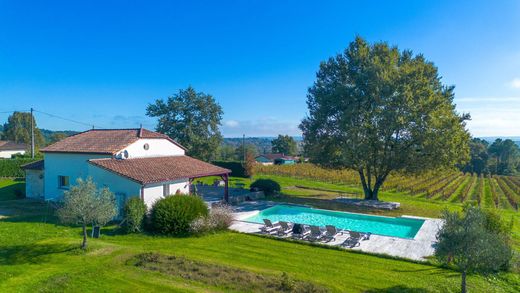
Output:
[244, 205, 425, 239]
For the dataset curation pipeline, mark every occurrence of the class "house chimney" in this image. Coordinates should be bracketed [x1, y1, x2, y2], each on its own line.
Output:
[138, 124, 143, 138]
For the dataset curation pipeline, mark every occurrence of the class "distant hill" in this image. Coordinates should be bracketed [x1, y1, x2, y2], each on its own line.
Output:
[223, 136, 304, 154]
[40, 129, 79, 144]
[480, 137, 520, 147]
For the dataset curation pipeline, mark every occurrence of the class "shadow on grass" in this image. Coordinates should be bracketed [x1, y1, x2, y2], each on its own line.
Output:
[0, 199, 59, 224]
[0, 181, 25, 201]
[364, 286, 429, 293]
[0, 243, 77, 265]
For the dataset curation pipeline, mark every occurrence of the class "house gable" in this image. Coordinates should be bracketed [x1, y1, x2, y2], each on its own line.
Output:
[116, 138, 185, 159]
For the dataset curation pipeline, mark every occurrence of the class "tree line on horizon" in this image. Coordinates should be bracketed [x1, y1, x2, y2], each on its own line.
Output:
[460, 137, 520, 176]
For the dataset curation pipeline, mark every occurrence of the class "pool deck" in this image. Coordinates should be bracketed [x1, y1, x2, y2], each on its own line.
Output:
[229, 201, 443, 261]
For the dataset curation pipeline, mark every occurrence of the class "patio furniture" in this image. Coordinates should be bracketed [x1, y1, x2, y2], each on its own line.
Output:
[260, 219, 279, 234]
[277, 221, 293, 236]
[291, 223, 309, 239]
[323, 225, 343, 242]
[308, 225, 326, 241]
[342, 230, 363, 248]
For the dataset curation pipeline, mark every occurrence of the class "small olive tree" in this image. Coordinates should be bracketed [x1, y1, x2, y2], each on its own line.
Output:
[435, 206, 512, 293]
[57, 177, 117, 249]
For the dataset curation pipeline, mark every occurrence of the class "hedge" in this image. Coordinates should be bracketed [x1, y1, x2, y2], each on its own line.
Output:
[0, 158, 40, 178]
[211, 161, 247, 178]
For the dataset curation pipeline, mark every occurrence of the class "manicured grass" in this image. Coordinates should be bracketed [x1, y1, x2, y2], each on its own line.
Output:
[199, 174, 520, 251]
[0, 178, 24, 201]
[0, 199, 518, 292]
[1, 178, 519, 292]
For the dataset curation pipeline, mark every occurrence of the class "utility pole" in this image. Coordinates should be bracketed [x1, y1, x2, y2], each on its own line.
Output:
[242, 134, 245, 163]
[30, 107, 34, 158]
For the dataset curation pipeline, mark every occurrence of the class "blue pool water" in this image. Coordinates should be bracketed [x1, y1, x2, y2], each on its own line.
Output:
[245, 205, 425, 239]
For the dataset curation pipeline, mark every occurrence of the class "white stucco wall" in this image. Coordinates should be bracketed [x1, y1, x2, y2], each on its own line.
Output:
[43, 152, 110, 200]
[87, 164, 142, 199]
[142, 179, 190, 208]
[25, 169, 44, 198]
[116, 138, 185, 159]
[0, 150, 25, 158]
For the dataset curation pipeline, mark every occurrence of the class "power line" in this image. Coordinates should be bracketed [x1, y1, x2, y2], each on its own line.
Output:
[0, 108, 107, 129]
[33, 109, 106, 129]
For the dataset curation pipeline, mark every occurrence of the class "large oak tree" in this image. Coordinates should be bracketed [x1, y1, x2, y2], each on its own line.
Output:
[2, 111, 45, 148]
[300, 37, 470, 200]
[147, 87, 223, 161]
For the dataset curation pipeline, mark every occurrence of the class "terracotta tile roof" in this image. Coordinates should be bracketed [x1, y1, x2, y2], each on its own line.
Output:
[0, 140, 27, 151]
[40, 128, 185, 154]
[21, 160, 44, 170]
[88, 156, 231, 184]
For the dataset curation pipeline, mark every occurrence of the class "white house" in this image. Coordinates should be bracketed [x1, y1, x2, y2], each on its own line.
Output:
[0, 140, 26, 158]
[23, 128, 230, 214]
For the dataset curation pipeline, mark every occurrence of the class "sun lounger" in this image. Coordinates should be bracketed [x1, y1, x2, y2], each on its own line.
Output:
[260, 219, 279, 234]
[342, 230, 363, 248]
[277, 221, 293, 235]
[323, 225, 343, 241]
[308, 225, 326, 241]
[291, 223, 310, 239]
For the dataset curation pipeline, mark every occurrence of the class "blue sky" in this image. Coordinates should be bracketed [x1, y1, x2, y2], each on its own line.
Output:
[1, 1, 519, 137]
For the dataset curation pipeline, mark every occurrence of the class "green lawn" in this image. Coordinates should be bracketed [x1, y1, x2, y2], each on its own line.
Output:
[197, 174, 520, 251]
[0, 178, 24, 201]
[1, 178, 519, 292]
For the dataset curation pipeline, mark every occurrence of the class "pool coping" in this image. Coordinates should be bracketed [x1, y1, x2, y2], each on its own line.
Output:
[234, 203, 428, 240]
[229, 201, 443, 261]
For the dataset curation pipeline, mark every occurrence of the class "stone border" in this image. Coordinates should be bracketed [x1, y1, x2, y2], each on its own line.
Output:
[229, 202, 443, 261]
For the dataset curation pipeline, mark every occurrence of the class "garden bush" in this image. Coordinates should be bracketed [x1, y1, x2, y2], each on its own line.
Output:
[190, 204, 234, 234]
[211, 161, 247, 178]
[123, 197, 147, 233]
[0, 158, 40, 177]
[250, 179, 281, 195]
[151, 195, 208, 235]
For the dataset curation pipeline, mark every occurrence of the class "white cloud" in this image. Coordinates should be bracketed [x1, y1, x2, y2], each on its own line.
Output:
[456, 97, 520, 137]
[223, 120, 239, 128]
[221, 117, 301, 137]
[510, 78, 520, 89]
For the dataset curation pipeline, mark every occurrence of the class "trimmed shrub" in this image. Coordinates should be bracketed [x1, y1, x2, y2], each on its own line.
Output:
[0, 158, 40, 178]
[211, 161, 246, 178]
[250, 179, 281, 195]
[190, 204, 234, 234]
[151, 195, 208, 235]
[123, 197, 147, 233]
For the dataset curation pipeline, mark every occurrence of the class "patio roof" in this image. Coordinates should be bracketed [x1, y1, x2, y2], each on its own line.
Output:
[88, 155, 231, 185]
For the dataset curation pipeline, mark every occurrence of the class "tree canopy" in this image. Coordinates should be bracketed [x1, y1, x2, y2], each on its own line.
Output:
[488, 139, 520, 175]
[146, 87, 223, 161]
[461, 138, 520, 175]
[271, 134, 297, 156]
[2, 111, 45, 149]
[435, 206, 512, 293]
[300, 37, 470, 200]
[57, 178, 116, 249]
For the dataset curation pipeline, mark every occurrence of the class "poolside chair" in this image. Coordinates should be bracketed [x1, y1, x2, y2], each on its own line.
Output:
[323, 225, 343, 242]
[277, 221, 293, 236]
[342, 230, 363, 248]
[260, 219, 279, 234]
[307, 225, 326, 241]
[291, 223, 310, 239]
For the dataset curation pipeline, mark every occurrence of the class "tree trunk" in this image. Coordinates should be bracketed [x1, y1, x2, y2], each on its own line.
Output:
[461, 270, 467, 293]
[358, 169, 373, 200]
[358, 169, 384, 201]
[81, 223, 88, 250]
